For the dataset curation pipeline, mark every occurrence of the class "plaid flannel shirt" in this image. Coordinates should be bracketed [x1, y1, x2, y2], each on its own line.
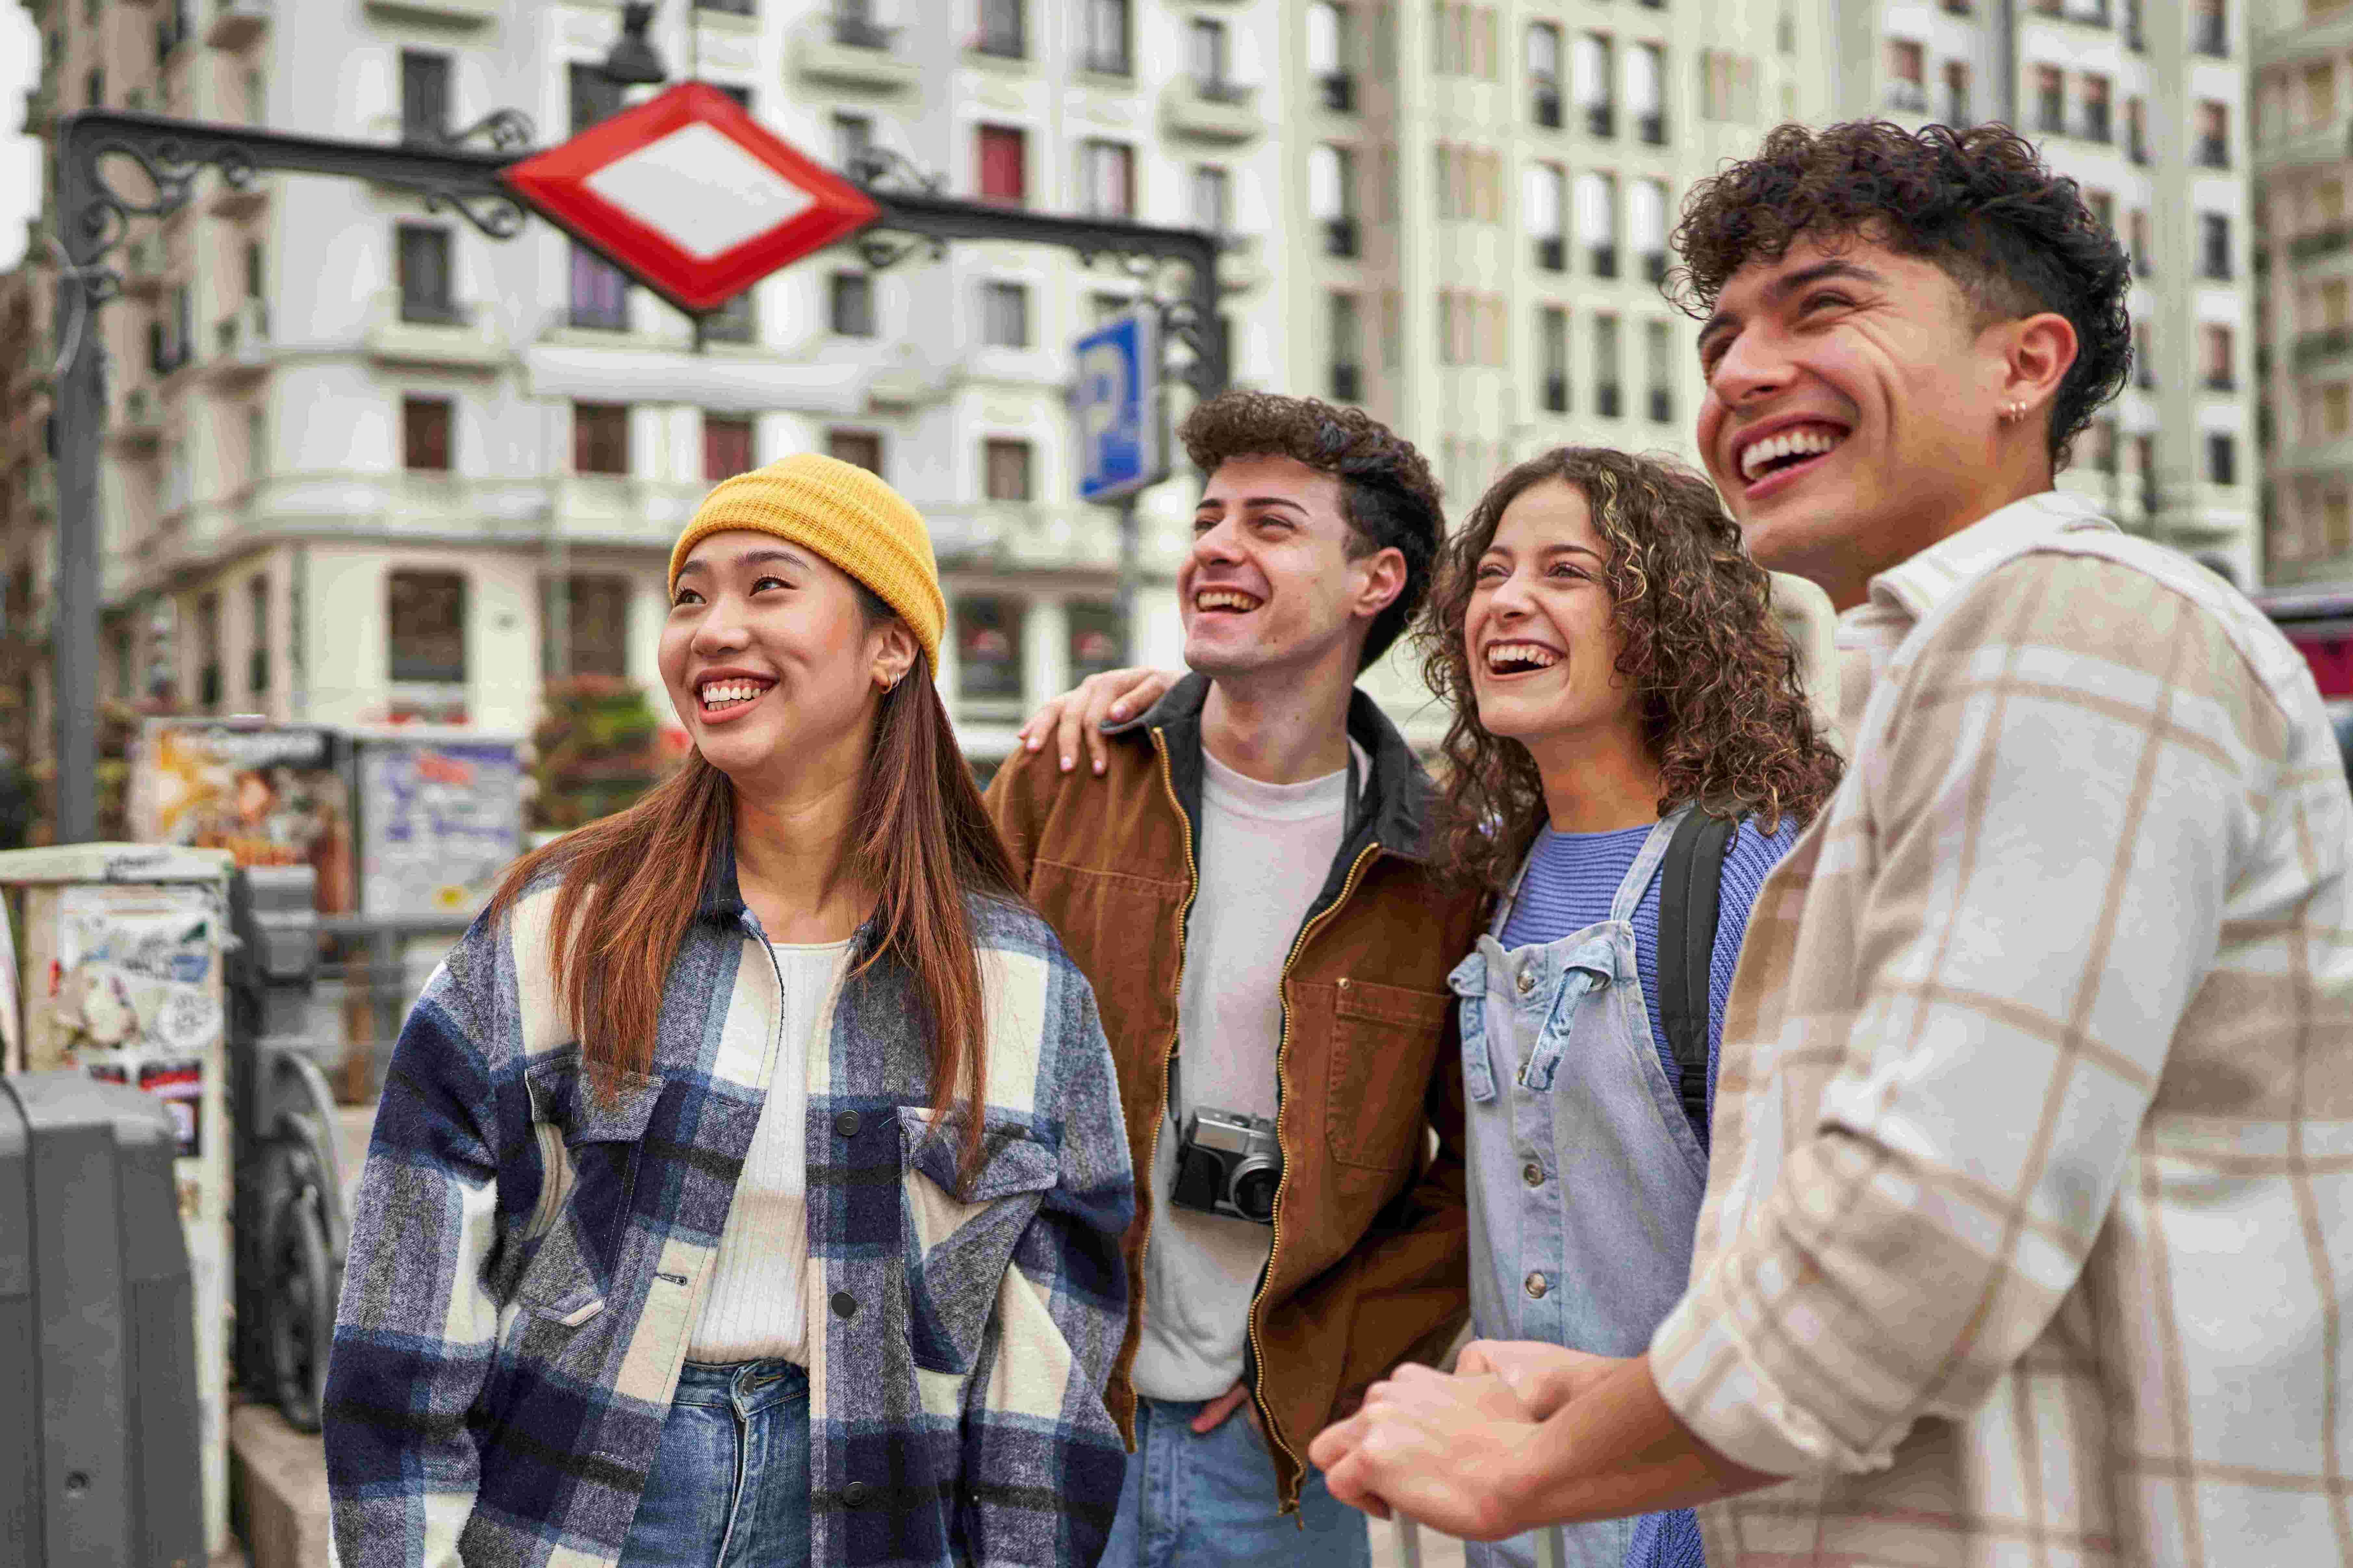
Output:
[1653, 491, 2353, 1565]
[324, 845, 1134, 1568]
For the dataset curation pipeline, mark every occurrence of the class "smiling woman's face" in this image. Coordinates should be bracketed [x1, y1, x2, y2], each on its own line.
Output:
[657, 530, 907, 791]
[1462, 480, 1636, 748]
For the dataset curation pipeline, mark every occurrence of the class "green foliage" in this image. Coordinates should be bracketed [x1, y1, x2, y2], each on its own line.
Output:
[530, 676, 671, 831]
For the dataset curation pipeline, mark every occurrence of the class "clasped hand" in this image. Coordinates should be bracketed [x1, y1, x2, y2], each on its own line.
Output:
[1307, 1341, 1626, 1542]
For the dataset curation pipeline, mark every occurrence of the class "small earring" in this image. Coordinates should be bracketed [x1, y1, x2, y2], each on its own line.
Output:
[2001, 400, 2026, 425]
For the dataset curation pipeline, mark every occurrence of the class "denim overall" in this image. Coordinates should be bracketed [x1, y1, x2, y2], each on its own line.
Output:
[1446, 808, 1710, 1568]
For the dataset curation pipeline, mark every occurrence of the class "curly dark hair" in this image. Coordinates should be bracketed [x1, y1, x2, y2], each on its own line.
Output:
[1179, 390, 1444, 668]
[1420, 448, 1843, 894]
[1671, 120, 2133, 469]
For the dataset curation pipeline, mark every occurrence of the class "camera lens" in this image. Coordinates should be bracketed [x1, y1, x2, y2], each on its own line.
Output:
[1231, 1160, 1280, 1224]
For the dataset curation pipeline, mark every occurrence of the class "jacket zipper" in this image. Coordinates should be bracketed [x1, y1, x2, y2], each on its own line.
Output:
[1246, 837, 1382, 1486]
[1131, 728, 1201, 1416]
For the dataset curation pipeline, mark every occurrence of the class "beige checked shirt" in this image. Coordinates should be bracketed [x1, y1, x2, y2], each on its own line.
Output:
[1651, 490, 2353, 1566]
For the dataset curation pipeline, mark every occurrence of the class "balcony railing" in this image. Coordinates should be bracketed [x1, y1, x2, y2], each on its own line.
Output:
[2036, 99, 2065, 135]
[1637, 112, 1665, 145]
[1533, 84, 1561, 129]
[1642, 250, 1668, 284]
[1324, 216, 1359, 258]
[2203, 368, 2235, 392]
[1649, 387, 1673, 423]
[2293, 226, 2353, 261]
[2196, 133, 2228, 168]
[833, 15, 894, 48]
[2294, 327, 2353, 370]
[1596, 383, 1622, 418]
[2081, 106, 2110, 142]
[1585, 103, 1614, 137]
[1321, 72, 1354, 112]
[1536, 236, 1565, 272]
[1330, 363, 1362, 402]
[1885, 80, 1928, 114]
[1590, 243, 1619, 279]
[1542, 372, 1568, 413]
[2128, 131, 2148, 164]
[2202, 251, 2233, 282]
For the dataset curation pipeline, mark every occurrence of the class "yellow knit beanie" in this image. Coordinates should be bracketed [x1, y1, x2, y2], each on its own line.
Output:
[667, 453, 946, 671]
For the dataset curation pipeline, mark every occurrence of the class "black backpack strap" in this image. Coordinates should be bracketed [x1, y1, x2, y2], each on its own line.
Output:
[1657, 809, 1736, 1134]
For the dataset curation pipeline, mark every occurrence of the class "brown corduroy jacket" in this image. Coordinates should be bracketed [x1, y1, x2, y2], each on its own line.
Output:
[983, 673, 1484, 1512]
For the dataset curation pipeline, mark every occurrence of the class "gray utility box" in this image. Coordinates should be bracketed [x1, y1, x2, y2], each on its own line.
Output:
[0, 1071, 204, 1568]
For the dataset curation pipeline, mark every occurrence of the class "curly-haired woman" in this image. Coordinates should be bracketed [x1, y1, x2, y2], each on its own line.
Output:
[1413, 447, 1836, 1568]
[325, 455, 1134, 1568]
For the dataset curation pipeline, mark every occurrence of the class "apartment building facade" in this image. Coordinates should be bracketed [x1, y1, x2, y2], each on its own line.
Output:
[2253, 0, 2353, 590]
[1846, 0, 2260, 585]
[7, 0, 1295, 774]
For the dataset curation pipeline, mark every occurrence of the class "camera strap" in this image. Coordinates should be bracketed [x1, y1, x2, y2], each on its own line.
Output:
[1164, 744, 1362, 1134]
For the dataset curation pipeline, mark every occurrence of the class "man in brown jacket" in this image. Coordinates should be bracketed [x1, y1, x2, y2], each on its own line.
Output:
[985, 391, 1480, 1567]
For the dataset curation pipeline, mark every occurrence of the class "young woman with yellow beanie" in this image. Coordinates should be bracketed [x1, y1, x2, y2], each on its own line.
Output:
[325, 454, 1136, 1568]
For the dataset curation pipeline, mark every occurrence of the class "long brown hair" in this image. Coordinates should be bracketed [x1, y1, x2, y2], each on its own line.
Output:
[1420, 447, 1842, 892]
[488, 598, 1020, 1187]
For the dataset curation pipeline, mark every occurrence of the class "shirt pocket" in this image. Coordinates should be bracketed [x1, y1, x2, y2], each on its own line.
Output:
[1448, 951, 1495, 1104]
[897, 1105, 1061, 1376]
[514, 1058, 665, 1327]
[1324, 978, 1455, 1173]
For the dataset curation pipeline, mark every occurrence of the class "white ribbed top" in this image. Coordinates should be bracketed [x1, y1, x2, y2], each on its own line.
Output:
[685, 938, 850, 1364]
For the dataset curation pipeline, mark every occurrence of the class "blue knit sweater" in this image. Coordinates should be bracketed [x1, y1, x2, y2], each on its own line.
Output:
[1495, 813, 1802, 1568]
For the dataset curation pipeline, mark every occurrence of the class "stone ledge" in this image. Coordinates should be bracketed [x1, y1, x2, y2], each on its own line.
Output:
[231, 1401, 331, 1568]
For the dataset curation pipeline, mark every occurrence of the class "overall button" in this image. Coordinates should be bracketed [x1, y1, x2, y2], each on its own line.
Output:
[843, 1481, 872, 1508]
[1524, 1271, 1549, 1300]
[832, 1110, 861, 1138]
[1521, 1161, 1543, 1188]
[1515, 969, 1536, 996]
[830, 1291, 858, 1320]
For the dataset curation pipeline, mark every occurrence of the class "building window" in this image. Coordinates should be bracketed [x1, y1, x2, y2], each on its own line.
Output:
[1574, 32, 1613, 136]
[980, 281, 1030, 347]
[955, 597, 1024, 702]
[2126, 97, 2147, 162]
[704, 414, 754, 480]
[1645, 319, 1674, 424]
[827, 428, 883, 475]
[703, 289, 756, 344]
[1528, 22, 1562, 127]
[833, 112, 874, 174]
[2081, 74, 2110, 142]
[196, 591, 221, 711]
[1329, 290, 1363, 402]
[1541, 305, 1569, 413]
[976, 0, 1025, 57]
[2129, 209, 2153, 276]
[400, 50, 449, 143]
[247, 574, 270, 699]
[396, 225, 457, 323]
[2088, 188, 2115, 234]
[1631, 177, 1669, 282]
[2206, 432, 2236, 485]
[1944, 60, 1971, 124]
[388, 571, 467, 685]
[830, 271, 876, 336]
[2193, 0, 2225, 56]
[976, 124, 1027, 205]
[1884, 40, 1926, 113]
[2201, 213, 2232, 279]
[1577, 171, 1618, 278]
[1080, 139, 1136, 218]
[544, 575, 631, 680]
[1593, 313, 1621, 418]
[1630, 43, 1665, 142]
[984, 437, 1033, 501]
[403, 396, 453, 471]
[569, 61, 624, 134]
[1068, 602, 1125, 679]
[1310, 1, 1355, 110]
[2197, 100, 2229, 168]
[1189, 17, 1236, 92]
[1084, 0, 1131, 73]
[2202, 324, 2235, 391]
[1312, 145, 1358, 256]
[1190, 164, 1231, 236]
[569, 241, 629, 330]
[2034, 66, 2064, 134]
[1529, 163, 1567, 271]
[574, 402, 630, 475]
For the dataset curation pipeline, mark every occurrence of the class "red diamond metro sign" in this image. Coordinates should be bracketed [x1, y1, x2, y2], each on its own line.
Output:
[502, 81, 881, 316]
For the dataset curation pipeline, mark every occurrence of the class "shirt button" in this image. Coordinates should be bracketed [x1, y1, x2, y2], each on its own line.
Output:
[1521, 1162, 1543, 1188]
[843, 1481, 871, 1508]
[833, 1111, 861, 1138]
[830, 1291, 858, 1320]
[1515, 969, 1535, 995]
[1524, 1271, 1549, 1299]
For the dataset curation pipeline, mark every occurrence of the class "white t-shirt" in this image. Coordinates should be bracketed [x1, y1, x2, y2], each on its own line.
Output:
[1128, 742, 1363, 1401]
[685, 938, 849, 1364]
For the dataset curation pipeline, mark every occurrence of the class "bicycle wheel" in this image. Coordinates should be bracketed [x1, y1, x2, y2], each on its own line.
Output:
[259, 1142, 336, 1432]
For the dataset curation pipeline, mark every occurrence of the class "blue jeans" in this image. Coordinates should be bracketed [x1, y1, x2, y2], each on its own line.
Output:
[1101, 1395, 1372, 1568]
[620, 1359, 811, 1568]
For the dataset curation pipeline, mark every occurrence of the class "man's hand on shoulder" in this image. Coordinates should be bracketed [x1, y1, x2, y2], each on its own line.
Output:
[1013, 667, 1181, 777]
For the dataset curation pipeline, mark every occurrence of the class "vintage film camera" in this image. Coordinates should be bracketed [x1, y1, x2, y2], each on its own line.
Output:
[1170, 1107, 1283, 1225]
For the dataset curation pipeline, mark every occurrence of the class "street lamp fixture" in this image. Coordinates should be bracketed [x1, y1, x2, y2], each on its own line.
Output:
[603, 3, 668, 86]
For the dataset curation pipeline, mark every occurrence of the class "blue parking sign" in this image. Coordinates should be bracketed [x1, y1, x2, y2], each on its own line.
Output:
[1072, 308, 1164, 504]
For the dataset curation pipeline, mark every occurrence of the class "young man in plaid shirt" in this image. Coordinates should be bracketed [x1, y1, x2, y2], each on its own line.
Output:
[1314, 121, 2353, 1567]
